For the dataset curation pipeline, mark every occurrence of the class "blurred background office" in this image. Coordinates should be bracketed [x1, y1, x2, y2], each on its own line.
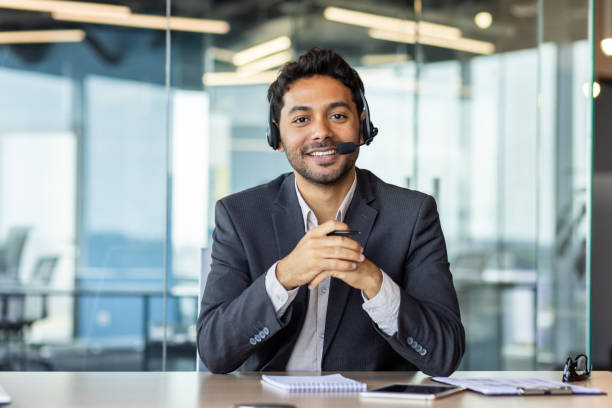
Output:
[0, 0, 609, 371]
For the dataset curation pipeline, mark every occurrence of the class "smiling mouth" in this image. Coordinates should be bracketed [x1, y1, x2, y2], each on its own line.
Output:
[306, 149, 337, 156]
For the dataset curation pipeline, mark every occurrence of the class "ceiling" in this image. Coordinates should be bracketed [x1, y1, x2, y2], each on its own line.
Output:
[0, 0, 597, 71]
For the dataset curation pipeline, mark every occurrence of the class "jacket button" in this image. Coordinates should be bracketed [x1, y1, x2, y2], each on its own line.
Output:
[249, 338, 256, 345]
[420, 348, 427, 356]
[259, 330, 266, 338]
[406, 337, 414, 345]
[415, 344, 423, 353]
[255, 334, 262, 342]
[263, 327, 270, 335]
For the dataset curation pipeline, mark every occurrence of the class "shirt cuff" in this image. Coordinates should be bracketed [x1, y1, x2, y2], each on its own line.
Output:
[361, 270, 401, 336]
[265, 261, 299, 318]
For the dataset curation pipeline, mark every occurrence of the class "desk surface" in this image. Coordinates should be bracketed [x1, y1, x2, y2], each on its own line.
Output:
[0, 371, 609, 408]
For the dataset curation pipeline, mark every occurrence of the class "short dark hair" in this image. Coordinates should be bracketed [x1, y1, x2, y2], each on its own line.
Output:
[267, 47, 364, 124]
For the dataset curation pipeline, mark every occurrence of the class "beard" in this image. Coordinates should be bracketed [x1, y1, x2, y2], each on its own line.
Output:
[283, 140, 358, 185]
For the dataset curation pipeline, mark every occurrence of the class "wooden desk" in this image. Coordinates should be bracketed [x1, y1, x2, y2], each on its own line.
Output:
[0, 371, 609, 407]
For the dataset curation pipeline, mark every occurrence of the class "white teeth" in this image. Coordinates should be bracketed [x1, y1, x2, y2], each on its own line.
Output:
[309, 150, 336, 156]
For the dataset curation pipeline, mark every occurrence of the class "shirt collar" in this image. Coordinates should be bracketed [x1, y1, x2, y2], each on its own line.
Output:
[294, 172, 358, 232]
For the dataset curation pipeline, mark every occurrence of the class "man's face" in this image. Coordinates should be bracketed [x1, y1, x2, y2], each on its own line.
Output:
[277, 75, 363, 185]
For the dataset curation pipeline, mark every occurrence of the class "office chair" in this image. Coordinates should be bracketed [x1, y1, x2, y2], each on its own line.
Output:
[0, 256, 58, 370]
[0, 227, 30, 280]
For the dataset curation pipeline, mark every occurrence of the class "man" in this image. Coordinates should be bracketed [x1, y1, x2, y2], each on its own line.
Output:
[197, 48, 464, 376]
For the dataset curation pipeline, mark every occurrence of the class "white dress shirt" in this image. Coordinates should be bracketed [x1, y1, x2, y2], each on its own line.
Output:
[264, 173, 401, 371]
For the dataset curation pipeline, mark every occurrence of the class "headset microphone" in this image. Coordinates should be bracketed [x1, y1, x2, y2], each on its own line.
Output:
[337, 142, 360, 155]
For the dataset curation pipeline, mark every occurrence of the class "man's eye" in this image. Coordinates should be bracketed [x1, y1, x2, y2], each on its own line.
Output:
[293, 117, 308, 124]
[330, 113, 347, 120]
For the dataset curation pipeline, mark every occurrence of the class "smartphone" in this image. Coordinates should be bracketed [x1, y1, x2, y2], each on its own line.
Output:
[360, 384, 465, 400]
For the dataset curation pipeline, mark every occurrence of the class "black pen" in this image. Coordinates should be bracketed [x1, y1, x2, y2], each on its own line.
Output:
[327, 230, 360, 237]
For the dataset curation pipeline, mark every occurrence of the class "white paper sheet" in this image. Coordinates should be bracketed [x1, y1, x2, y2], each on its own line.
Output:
[433, 376, 603, 395]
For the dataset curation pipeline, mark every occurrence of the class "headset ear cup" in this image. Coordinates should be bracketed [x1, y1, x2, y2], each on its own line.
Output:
[266, 128, 274, 149]
[267, 99, 279, 150]
[270, 125, 280, 150]
[361, 119, 370, 145]
[359, 90, 377, 146]
[266, 122, 280, 150]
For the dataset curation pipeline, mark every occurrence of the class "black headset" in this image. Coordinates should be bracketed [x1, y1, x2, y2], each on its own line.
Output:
[266, 89, 378, 150]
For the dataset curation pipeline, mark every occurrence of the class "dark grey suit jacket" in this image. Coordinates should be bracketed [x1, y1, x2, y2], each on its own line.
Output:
[197, 168, 465, 375]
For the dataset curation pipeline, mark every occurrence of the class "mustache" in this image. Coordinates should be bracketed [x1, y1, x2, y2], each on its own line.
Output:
[300, 141, 336, 155]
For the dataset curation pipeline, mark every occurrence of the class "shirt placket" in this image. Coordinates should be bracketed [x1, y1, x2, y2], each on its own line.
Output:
[316, 278, 329, 365]
[306, 211, 321, 369]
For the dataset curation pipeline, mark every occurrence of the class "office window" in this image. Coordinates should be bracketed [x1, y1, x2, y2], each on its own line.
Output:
[0, 0, 593, 371]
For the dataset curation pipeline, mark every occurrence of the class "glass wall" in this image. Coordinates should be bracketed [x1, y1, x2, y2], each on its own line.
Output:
[0, 0, 592, 371]
[0, 1, 175, 370]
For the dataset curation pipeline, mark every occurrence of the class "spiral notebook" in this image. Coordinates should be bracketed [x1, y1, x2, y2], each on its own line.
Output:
[261, 374, 367, 393]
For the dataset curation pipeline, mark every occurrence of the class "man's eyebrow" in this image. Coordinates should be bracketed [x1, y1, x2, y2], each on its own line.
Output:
[287, 101, 352, 115]
[327, 101, 352, 110]
[288, 105, 311, 114]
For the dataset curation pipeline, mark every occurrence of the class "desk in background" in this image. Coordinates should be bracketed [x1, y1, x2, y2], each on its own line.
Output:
[0, 287, 199, 370]
[0, 371, 609, 408]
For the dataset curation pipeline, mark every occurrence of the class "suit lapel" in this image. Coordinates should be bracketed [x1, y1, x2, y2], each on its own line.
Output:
[271, 173, 304, 262]
[323, 169, 378, 361]
[269, 173, 309, 367]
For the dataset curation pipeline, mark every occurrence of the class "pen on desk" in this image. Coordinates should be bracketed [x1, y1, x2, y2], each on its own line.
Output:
[327, 230, 360, 237]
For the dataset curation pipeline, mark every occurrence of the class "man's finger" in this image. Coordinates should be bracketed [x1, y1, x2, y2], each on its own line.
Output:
[308, 271, 332, 290]
[309, 270, 351, 290]
[309, 220, 349, 237]
[309, 236, 363, 254]
[320, 246, 365, 262]
[320, 258, 357, 272]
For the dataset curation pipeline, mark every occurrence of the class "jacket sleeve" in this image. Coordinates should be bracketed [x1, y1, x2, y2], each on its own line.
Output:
[375, 195, 465, 376]
[196, 200, 293, 373]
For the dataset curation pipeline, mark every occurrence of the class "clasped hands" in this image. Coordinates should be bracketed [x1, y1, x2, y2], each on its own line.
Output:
[276, 220, 383, 299]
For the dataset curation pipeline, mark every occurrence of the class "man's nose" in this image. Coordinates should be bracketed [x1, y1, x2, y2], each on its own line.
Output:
[310, 116, 332, 140]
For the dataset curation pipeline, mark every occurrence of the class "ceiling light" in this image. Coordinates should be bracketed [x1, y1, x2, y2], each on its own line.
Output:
[361, 53, 410, 66]
[237, 50, 294, 74]
[232, 36, 291, 66]
[209, 47, 235, 63]
[202, 71, 279, 87]
[474, 12, 493, 29]
[0, 29, 85, 44]
[602, 39, 612, 56]
[582, 82, 601, 98]
[0, 0, 130, 17]
[324, 6, 414, 33]
[369, 29, 415, 44]
[323, 7, 461, 39]
[369, 29, 495, 54]
[52, 12, 230, 34]
[594, 82, 601, 98]
[418, 21, 461, 39]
